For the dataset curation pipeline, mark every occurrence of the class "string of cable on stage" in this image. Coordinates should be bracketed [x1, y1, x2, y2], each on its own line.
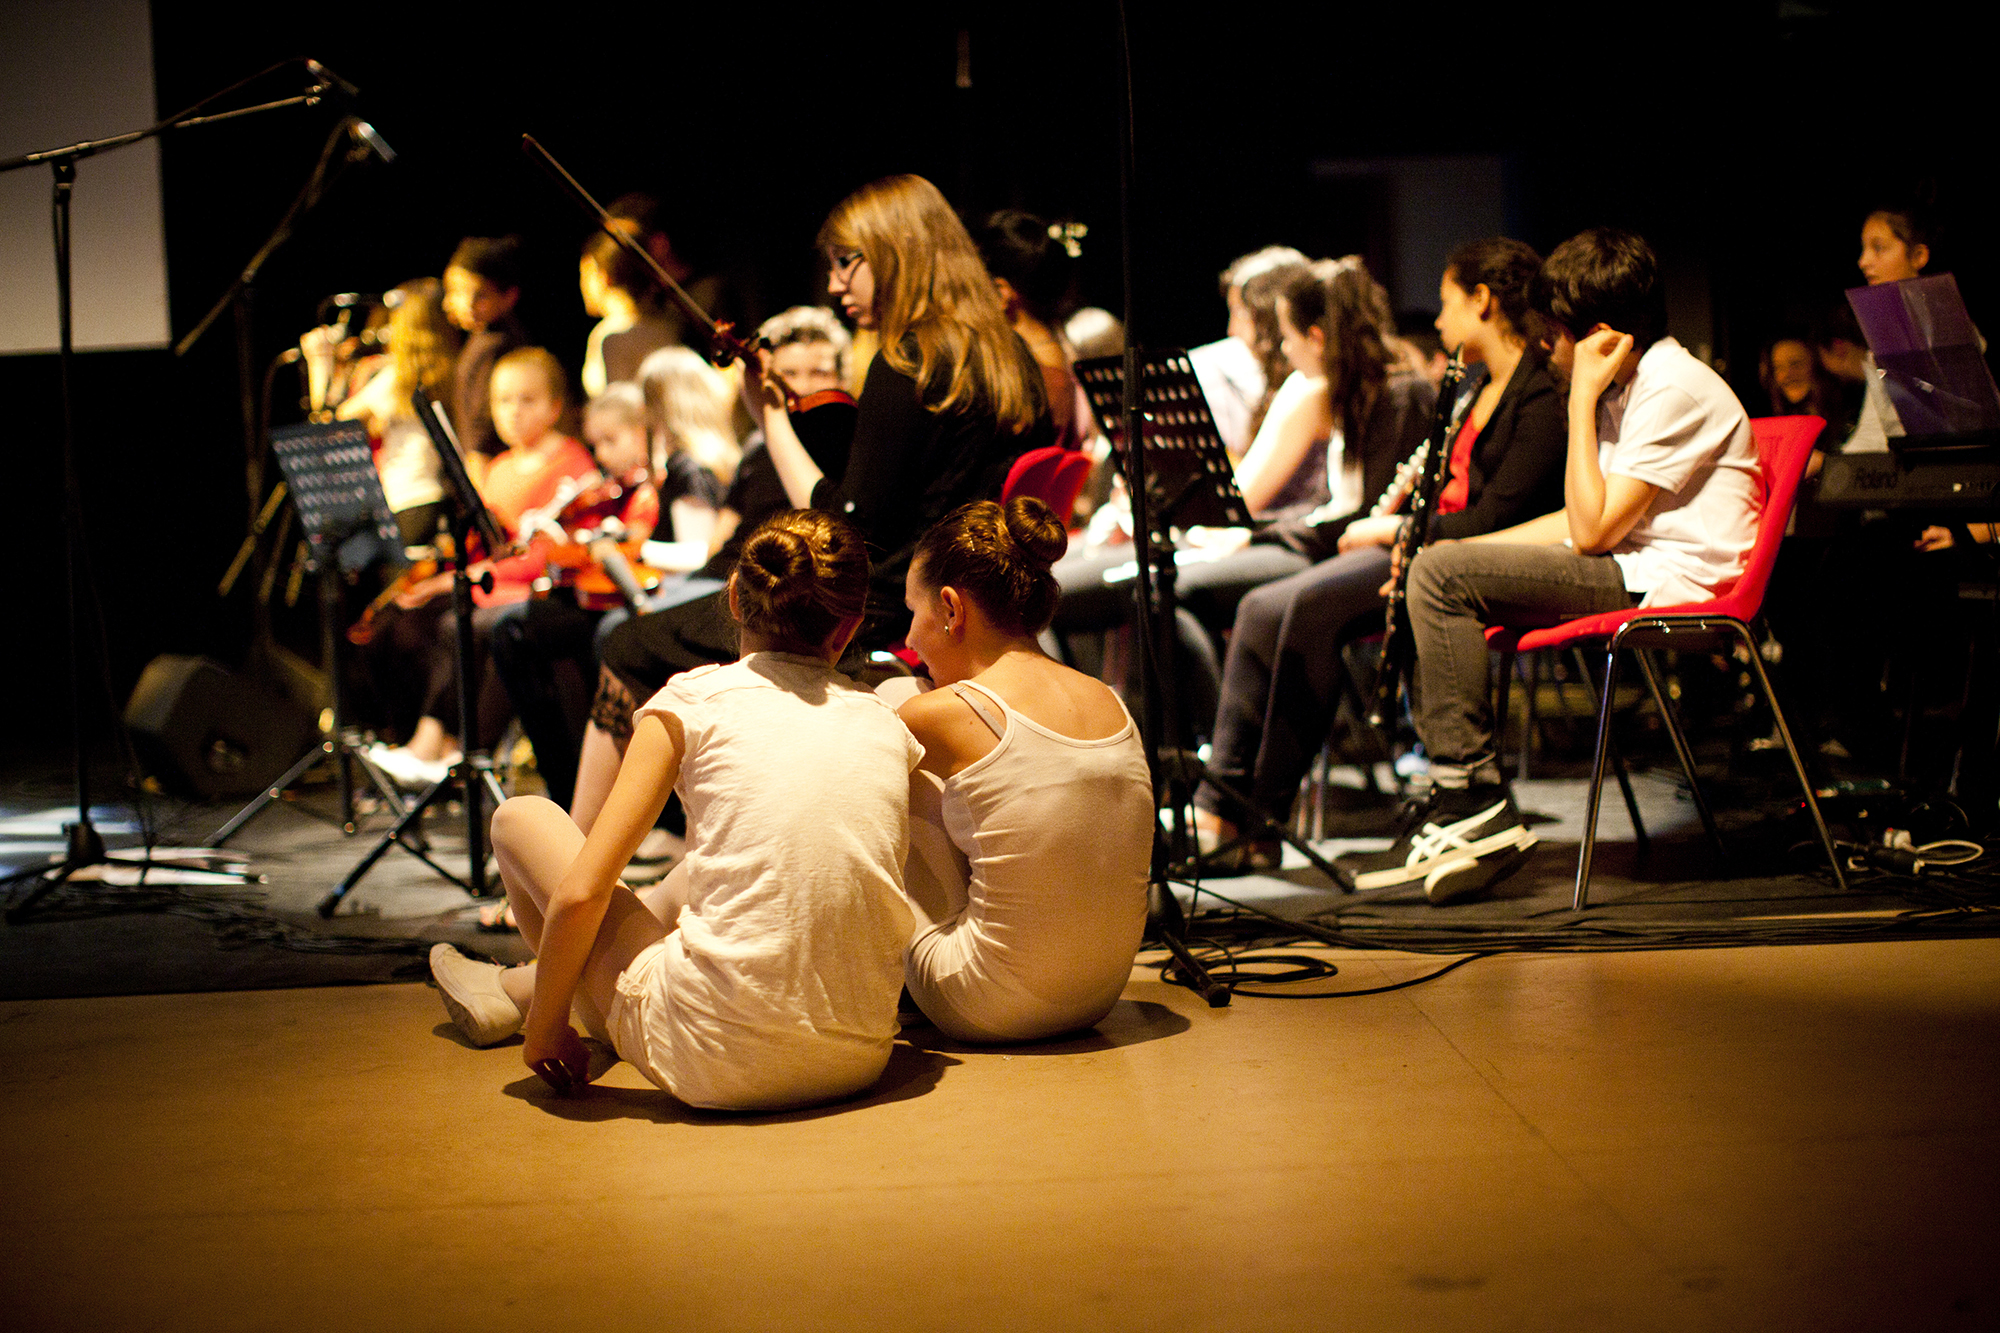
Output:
[1140, 826, 2000, 997]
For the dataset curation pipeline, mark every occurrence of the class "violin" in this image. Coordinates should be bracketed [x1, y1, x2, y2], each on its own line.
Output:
[532, 471, 667, 615]
[348, 552, 440, 646]
[542, 536, 662, 613]
[522, 135, 857, 469]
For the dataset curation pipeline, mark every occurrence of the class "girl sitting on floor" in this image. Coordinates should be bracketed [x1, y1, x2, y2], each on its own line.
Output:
[891, 497, 1154, 1043]
[429, 510, 919, 1110]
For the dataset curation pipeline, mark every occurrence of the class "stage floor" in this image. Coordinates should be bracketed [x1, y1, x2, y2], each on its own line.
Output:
[4, 754, 1999, 1328]
[2, 937, 1996, 1331]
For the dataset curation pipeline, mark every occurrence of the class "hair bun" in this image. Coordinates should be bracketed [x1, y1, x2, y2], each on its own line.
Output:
[731, 510, 870, 651]
[1002, 496, 1067, 568]
[738, 524, 811, 596]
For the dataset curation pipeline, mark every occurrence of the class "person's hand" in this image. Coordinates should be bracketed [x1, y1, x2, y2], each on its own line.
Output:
[743, 347, 790, 422]
[393, 571, 453, 609]
[524, 1024, 591, 1094]
[1914, 525, 1956, 552]
[1570, 328, 1633, 406]
[1182, 525, 1251, 557]
[1338, 515, 1402, 552]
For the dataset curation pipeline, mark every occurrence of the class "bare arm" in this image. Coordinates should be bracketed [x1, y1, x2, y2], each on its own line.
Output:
[707, 507, 742, 559]
[520, 712, 681, 1072]
[751, 359, 824, 509]
[1563, 330, 1662, 554]
[1235, 371, 1331, 515]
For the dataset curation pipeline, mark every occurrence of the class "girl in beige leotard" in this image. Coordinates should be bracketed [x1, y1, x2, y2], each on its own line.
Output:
[893, 498, 1154, 1042]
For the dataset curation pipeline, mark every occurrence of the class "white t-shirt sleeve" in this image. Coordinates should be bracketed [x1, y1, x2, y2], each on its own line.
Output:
[1603, 380, 1722, 493]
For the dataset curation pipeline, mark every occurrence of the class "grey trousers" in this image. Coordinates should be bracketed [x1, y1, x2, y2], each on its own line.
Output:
[1407, 542, 1637, 772]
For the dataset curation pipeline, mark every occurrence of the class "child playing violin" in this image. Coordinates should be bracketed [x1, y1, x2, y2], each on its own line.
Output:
[362, 347, 599, 789]
[487, 384, 663, 811]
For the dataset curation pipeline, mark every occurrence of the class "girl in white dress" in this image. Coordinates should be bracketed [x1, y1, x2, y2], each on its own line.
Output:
[431, 510, 919, 1110]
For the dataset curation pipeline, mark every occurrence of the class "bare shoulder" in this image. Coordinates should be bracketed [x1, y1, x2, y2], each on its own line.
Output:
[895, 686, 960, 736]
[898, 684, 999, 777]
[984, 657, 1130, 741]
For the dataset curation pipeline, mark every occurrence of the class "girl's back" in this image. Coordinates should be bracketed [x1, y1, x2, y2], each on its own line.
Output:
[631, 651, 918, 1108]
[909, 663, 1152, 1043]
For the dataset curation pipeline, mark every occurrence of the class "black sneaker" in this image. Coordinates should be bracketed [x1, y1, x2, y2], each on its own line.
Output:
[1337, 783, 1537, 894]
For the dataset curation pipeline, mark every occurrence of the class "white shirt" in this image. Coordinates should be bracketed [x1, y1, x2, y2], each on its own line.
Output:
[1598, 337, 1761, 607]
[347, 370, 444, 514]
[628, 653, 919, 1109]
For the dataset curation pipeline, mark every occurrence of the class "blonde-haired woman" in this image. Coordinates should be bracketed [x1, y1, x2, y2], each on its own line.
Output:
[573, 173, 1053, 830]
[331, 278, 462, 545]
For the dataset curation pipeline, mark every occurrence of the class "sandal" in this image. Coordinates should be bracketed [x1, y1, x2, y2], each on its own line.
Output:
[476, 899, 517, 932]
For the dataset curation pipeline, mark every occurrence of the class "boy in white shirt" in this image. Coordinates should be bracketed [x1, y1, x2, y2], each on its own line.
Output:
[1342, 229, 1761, 903]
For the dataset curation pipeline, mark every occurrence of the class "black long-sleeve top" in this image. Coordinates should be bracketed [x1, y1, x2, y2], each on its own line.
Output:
[811, 340, 1053, 647]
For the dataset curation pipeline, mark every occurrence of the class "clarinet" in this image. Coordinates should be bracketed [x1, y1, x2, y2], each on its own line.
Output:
[1369, 355, 1468, 727]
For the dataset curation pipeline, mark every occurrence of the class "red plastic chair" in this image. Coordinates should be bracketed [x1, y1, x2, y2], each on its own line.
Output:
[1003, 444, 1092, 525]
[1484, 415, 1846, 907]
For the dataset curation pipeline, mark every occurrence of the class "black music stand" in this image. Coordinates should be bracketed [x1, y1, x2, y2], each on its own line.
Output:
[211, 421, 410, 845]
[319, 394, 509, 917]
[1078, 352, 1351, 947]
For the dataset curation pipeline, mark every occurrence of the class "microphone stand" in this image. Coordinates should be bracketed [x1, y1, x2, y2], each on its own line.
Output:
[1111, 2, 1226, 1006]
[0, 63, 346, 921]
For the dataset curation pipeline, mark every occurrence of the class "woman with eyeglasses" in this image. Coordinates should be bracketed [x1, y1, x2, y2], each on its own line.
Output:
[571, 174, 1053, 829]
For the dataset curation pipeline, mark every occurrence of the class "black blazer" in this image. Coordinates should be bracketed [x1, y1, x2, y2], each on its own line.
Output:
[1426, 353, 1567, 543]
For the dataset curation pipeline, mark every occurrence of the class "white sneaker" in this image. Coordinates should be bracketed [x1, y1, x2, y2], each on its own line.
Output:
[1339, 784, 1537, 892]
[429, 943, 523, 1047]
[368, 744, 455, 791]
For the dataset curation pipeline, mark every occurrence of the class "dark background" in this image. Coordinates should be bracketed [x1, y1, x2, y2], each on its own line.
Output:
[5, 0, 1986, 767]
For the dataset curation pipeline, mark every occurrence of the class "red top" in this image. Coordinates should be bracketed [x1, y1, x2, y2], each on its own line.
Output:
[474, 436, 598, 607]
[1436, 412, 1480, 516]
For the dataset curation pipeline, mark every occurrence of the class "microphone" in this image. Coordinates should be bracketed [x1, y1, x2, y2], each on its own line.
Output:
[347, 119, 397, 165]
[305, 59, 360, 101]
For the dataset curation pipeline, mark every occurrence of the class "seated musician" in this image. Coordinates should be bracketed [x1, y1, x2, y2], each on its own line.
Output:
[694, 305, 853, 583]
[974, 210, 1094, 454]
[1049, 257, 1430, 701]
[1189, 246, 1311, 461]
[444, 236, 529, 484]
[1195, 238, 1566, 869]
[634, 346, 737, 552]
[323, 279, 461, 549]
[568, 175, 1051, 832]
[1337, 228, 1761, 904]
[363, 347, 599, 789]
[1769, 204, 1994, 764]
[490, 364, 734, 814]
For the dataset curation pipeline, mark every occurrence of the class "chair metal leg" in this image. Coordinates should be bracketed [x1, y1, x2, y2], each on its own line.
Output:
[1493, 649, 1515, 776]
[1519, 650, 1539, 782]
[1575, 645, 1625, 909]
[1732, 622, 1850, 892]
[1632, 646, 1728, 861]
[1571, 645, 1648, 857]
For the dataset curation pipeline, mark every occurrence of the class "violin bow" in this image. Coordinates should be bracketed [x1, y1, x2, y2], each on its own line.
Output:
[519, 134, 756, 369]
